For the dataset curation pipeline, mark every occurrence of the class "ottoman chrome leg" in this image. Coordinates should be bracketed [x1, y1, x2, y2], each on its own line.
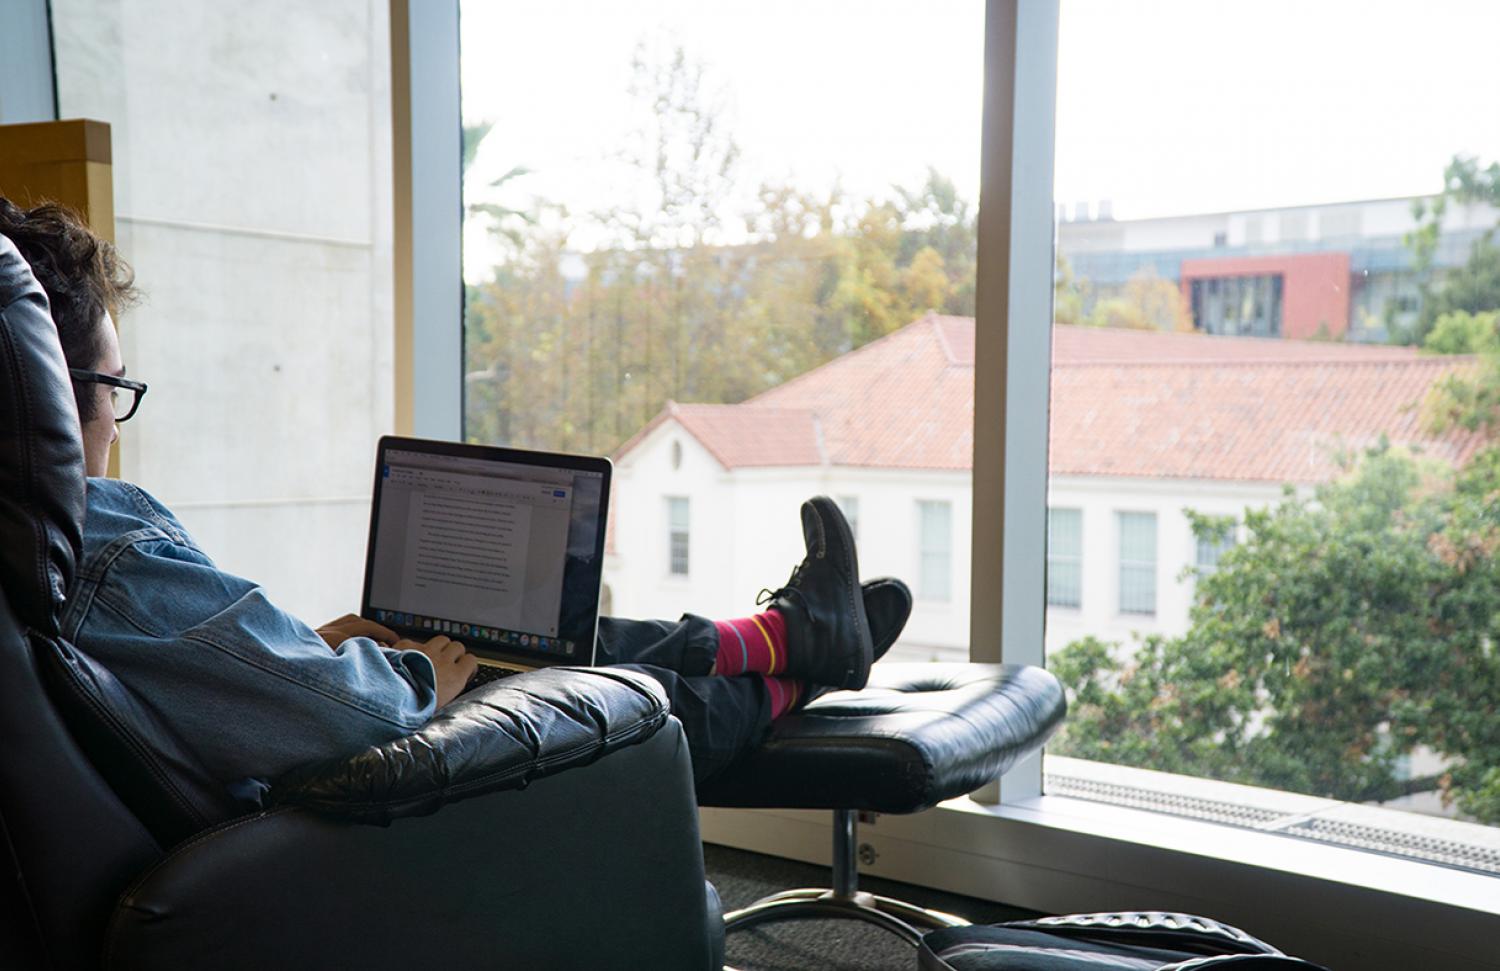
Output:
[722, 809, 971, 947]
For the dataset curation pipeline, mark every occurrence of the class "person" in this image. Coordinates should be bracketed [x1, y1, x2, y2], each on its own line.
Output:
[1, 197, 912, 802]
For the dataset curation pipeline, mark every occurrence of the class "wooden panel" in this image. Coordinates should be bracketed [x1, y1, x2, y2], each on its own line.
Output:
[0, 119, 119, 473]
[0, 119, 115, 242]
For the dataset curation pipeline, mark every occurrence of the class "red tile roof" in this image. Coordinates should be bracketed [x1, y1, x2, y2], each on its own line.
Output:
[617, 315, 1485, 483]
[612, 401, 823, 469]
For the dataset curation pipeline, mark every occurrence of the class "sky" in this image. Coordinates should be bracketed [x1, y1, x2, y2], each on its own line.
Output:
[459, 0, 1500, 277]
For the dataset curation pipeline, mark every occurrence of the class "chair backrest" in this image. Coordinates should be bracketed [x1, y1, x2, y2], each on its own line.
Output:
[0, 232, 172, 968]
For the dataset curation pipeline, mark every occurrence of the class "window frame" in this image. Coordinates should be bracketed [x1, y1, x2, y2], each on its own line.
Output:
[406, 1, 1500, 964]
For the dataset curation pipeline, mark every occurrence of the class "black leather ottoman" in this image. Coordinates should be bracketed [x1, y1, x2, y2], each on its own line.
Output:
[699, 662, 1066, 946]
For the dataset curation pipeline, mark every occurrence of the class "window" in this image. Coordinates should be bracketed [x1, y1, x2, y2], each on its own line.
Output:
[442, 0, 1497, 955]
[666, 497, 690, 576]
[836, 495, 860, 542]
[1046, 508, 1082, 608]
[459, 0, 981, 650]
[1195, 529, 1235, 576]
[1048, 0, 1500, 904]
[1189, 274, 1284, 337]
[917, 500, 952, 602]
[1116, 512, 1156, 615]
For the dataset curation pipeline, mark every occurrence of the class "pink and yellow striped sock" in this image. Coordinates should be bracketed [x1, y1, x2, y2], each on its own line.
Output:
[762, 675, 804, 720]
[712, 609, 789, 676]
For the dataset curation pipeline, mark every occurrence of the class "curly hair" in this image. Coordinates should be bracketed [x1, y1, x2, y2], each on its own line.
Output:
[0, 196, 138, 419]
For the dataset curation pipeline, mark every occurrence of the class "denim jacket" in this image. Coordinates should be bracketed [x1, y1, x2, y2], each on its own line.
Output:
[60, 478, 438, 798]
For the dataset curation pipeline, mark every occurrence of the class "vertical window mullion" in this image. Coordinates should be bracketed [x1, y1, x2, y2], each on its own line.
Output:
[971, 0, 1059, 803]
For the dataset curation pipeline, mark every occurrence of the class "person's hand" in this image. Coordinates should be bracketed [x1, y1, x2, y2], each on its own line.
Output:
[316, 613, 398, 650]
[396, 635, 478, 709]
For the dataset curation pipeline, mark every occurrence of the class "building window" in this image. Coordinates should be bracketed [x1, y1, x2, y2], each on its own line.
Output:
[836, 495, 860, 542]
[667, 497, 690, 576]
[1189, 273, 1284, 337]
[1195, 530, 1235, 577]
[917, 500, 952, 602]
[1047, 508, 1083, 608]
[1117, 511, 1157, 615]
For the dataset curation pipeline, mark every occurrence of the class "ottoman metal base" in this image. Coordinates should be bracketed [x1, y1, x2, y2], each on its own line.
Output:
[722, 809, 970, 947]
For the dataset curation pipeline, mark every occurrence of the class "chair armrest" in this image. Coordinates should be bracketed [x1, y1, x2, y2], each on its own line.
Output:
[107, 722, 724, 970]
[269, 666, 668, 824]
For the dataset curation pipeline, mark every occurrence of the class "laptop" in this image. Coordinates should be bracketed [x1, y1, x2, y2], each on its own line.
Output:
[359, 435, 611, 685]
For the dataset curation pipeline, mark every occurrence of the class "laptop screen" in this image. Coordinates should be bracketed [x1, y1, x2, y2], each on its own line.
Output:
[362, 436, 609, 666]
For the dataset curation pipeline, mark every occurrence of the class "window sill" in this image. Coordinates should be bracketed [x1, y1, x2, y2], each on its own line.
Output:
[701, 782, 1500, 970]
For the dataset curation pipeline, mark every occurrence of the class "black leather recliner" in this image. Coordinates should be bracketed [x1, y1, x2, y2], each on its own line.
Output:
[0, 232, 725, 970]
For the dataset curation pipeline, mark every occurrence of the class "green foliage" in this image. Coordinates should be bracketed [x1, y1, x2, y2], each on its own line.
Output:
[1423, 313, 1500, 438]
[1054, 255, 1090, 327]
[1398, 155, 1500, 345]
[1422, 309, 1500, 355]
[1051, 446, 1500, 822]
[1053, 258, 1191, 333]
[1085, 269, 1193, 332]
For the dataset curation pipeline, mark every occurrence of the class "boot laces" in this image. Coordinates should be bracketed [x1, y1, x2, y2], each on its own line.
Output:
[756, 562, 811, 616]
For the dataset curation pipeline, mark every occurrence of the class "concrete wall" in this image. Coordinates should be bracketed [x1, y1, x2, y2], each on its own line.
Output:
[607, 419, 1285, 659]
[50, 0, 394, 623]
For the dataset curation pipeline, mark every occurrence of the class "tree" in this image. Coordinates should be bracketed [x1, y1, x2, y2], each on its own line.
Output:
[1397, 155, 1500, 345]
[1421, 309, 1500, 355]
[1086, 269, 1193, 332]
[892, 168, 977, 316]
[1054, 254, 1091, 326]
[1050, 444, 1500, 822]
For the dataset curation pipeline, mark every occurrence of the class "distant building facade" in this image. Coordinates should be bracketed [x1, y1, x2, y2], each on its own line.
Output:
[1059, 196, 1500, 343]
[604, 316, 1480, 658]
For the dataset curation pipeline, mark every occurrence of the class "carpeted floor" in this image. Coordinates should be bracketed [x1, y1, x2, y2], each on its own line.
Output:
[703, 843, 1038, 971]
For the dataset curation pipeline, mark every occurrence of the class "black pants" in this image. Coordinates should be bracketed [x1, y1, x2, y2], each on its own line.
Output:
[595, 614, 773, 787]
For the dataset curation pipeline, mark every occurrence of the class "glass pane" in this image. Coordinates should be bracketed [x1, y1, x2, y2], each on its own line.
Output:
[1047, 0, 1500, 869]
[667, 497, 690, 576]
[1195, 530, 1235, 574]
[462, 1, 983, 658]
[1116, 512, 1156, 615]
[667, 496, 690, 531]
[917, 500, 952, 601]
[1047, 508, 1082, 608]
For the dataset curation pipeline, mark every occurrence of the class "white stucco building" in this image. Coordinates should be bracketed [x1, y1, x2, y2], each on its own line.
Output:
[604, 315, 1478, 658]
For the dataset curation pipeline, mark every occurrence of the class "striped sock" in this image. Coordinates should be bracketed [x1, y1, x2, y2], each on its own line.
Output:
[712, 609, 789, 676]
[762, 675, 804, 719]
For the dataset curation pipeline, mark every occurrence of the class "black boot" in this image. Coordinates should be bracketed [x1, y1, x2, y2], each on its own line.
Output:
[762, 496, 874, 690]
[786, 578, 913, 713]
[862, 577, 912, 664]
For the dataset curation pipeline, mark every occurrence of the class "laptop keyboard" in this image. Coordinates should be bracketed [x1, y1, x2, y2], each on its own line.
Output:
[466, 664, 523, 691]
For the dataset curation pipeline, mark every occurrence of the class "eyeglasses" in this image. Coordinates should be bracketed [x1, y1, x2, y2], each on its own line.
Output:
[68, 369, 149, 422]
